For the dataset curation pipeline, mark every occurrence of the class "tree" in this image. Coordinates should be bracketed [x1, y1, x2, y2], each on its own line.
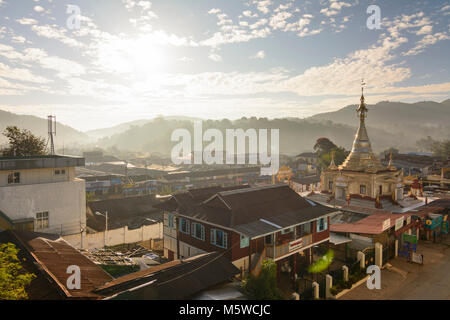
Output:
[381, 147, 399, 156]
[2, 126, 46, 157]
[242, 259, 284, 300]
[415, 136, 435, 153]
[0, 243, 36, 300]
[314, 137, 337, 157]
[319, 146, 347, 169]
[431, 139, 450, 158]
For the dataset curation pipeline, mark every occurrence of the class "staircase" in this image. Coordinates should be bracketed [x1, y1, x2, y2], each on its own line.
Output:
[250, 248, 266, 277]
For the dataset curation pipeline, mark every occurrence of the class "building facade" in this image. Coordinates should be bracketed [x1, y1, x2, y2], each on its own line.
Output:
[0, 155, 86, 235]
[159, 184, 336, 276]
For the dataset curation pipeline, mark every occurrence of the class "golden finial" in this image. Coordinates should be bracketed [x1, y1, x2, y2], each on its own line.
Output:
[357, 79, 368, 120]
[329, 150, 337, 169]
[387, 152, 396, 170]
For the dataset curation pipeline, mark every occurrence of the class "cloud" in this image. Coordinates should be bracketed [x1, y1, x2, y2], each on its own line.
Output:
[34, 5, 45, 13]
[253, 0, 273, 15]
[208, 53, 222, 62]
[269, 11, 293, 30]
[31, 24, 84, 48]
[250, 50, 265, 59]
[208, 8, 221, 15]
[16, 18, 38, 25]
[404, 32, 450, 56]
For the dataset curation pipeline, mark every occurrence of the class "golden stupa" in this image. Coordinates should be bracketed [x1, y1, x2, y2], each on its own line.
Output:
[320, 81, 404, 203]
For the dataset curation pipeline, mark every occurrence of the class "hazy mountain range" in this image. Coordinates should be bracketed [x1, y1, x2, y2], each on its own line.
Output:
[1, 99, 449, 155]
[0, 110, 90, 146]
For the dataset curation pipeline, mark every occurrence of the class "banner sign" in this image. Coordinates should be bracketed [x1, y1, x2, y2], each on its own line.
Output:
[403, 233, 417, 244]
[289, 238, 303, 252]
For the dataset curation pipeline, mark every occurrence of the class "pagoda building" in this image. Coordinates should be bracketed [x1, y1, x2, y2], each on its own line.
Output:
[320, 85, 404, 204]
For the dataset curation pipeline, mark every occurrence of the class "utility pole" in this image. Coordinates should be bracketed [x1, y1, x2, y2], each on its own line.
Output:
[48, 115, 56, 155]
[96, 211, 108, 247]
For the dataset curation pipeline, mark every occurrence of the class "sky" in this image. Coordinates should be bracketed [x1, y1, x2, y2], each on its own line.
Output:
[0, 0, 449, 131]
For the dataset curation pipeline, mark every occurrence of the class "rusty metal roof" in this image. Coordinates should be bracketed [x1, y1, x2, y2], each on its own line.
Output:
[0, 230, 113, 299]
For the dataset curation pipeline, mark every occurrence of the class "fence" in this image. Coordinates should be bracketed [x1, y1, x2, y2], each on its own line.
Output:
[63, 222, 163, 250]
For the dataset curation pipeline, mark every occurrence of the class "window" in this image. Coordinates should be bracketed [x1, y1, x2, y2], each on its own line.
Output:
[179, 217, 190, 234]
[55, 169, 66, 175]
[210, 229, 228, 249]
[240, 235, 249, 248]
[304, 222, 311, 234]
[36, 212, 49, 230]
[298, 222, 311, 237]
[329, 181, 333, 190]
[264, 234, 273, 245]
[281, 227, 294, 234]
[360, 185, 366, 195]
[316, 217, 328, 233]
[7, 172, 20, 184]
[191, 222, 205, 241]
[168, 213, 174, 229]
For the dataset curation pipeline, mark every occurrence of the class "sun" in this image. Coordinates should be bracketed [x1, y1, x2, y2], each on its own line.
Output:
[96, 34, 167, 75]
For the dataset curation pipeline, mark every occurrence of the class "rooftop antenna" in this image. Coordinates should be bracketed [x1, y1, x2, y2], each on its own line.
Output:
[48, 115, 56, 155]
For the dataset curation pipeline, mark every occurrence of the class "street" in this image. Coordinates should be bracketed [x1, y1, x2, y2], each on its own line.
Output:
[340, 238, 450, 300]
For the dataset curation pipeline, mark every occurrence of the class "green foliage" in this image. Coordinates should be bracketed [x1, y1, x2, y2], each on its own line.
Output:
[314, 137, 337, 156]
[2, 126, 46, 157]
[308, 250, 334, 273]
[242, 260, 284, 300]
[319, 147, 347, 169]
[0, 243, 36, 300]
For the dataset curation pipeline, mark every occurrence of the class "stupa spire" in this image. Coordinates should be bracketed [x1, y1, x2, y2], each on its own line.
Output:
[328, 150, 337, 169]
[338, 81, 386, 172]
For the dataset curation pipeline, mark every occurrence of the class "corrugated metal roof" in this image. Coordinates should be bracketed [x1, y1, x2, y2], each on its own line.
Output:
[95, 252, 240, 300]
[331, 212, 415, 235]
[0, 230, 113, 299]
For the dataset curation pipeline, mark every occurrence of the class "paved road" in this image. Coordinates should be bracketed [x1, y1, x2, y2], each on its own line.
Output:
[340, 239, 450, 300]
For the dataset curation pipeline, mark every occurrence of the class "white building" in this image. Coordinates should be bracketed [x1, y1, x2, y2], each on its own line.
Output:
[0, 155, 86, 236]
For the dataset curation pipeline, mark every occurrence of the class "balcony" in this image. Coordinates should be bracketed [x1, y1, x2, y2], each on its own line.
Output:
[266, 234, 313, 260]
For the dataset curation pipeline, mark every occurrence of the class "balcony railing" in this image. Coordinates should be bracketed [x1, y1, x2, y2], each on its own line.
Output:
[266, 234, 313, 259]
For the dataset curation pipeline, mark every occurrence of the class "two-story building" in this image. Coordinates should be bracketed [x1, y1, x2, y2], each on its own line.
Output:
[0, 155, 86, 236]
[158, 184, 337, 278]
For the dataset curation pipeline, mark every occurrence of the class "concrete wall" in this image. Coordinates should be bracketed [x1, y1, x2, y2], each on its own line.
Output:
[63, 222, 163, 250]
[0, 177, 86, 235]
[0, 167, 75, 186]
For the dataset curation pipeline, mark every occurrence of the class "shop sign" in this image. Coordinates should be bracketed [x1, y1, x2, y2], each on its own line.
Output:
[403, 233, 417, 244]
[382, 219, 391, 231]
[395, 216, 404, 231]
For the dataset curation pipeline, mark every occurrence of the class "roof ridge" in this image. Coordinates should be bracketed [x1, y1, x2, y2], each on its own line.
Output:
[218, 183, 287, 196]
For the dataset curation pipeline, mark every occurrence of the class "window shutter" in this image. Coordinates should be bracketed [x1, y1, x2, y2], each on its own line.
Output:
[210, 229, 215, 244]
[324, 218, 328, 230]
[316, 219, 320, 233]
[179, 218, 183, 231]
[223, 232, 228, 249]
